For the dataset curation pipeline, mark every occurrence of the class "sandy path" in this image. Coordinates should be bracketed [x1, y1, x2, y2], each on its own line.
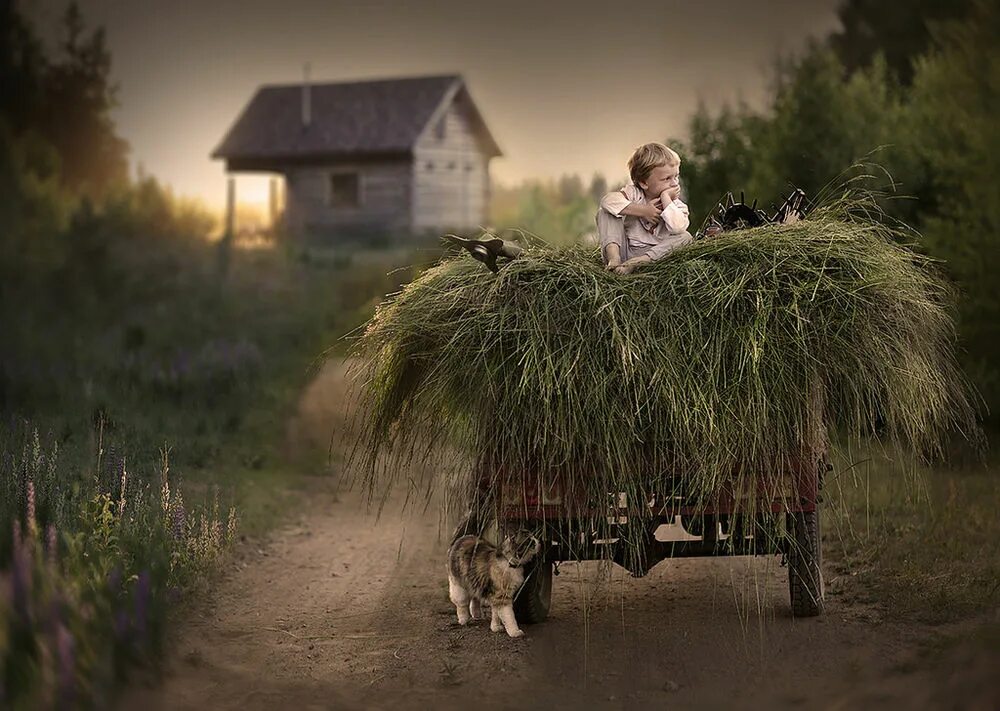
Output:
[119, 360, 997, 710]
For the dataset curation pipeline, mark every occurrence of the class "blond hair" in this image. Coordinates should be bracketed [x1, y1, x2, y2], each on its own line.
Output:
[628, 142, 680, 186]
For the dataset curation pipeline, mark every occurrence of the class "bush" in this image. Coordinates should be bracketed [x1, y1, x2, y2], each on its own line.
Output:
[0, 424, 237, 707]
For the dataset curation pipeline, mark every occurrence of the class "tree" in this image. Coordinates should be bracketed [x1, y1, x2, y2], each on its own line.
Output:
[905, 0, 1000, 411]
[829, 0, 974, 85]
[0, 0, 47, 132]
[557, 173, 584, 205]
[34, 2, 129, 197]
[588, 172, 607, 203]
[670, 102, 762, 227]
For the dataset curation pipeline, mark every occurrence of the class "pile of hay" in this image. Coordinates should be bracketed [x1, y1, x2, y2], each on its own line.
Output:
[347, 195, 977, 520]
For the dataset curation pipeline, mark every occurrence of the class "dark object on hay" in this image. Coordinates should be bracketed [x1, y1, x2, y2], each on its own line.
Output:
[442, 234, 523, 273]
[698, 188, 808, 238]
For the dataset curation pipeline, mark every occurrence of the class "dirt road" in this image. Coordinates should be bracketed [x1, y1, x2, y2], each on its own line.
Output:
[119, 361, 996, 710]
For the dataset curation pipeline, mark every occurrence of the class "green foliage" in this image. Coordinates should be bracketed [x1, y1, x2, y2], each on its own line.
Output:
[669, 3, 1000, 418]
[351, 194, 978, 549]
[0, 426, 237, 707]
[905, 0, 1000, 409]
[829, 0, 974, 85]
[0, 121, 76, 281]
[669, 103, 762, 229]
[0, 1, 128, 197]
[674, 48, 907, 227]
[826, 446, 1000, 622]
[0, 0, 47, 133]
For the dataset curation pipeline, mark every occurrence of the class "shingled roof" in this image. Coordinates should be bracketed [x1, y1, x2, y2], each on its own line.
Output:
[212, 74, 501, 166]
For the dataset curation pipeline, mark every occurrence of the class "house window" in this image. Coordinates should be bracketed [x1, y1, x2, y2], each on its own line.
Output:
[329, 172, 360, 208]
[447, 161, 456, 171]
[434, 117, 446, 140]
[425, 161, 435, 171]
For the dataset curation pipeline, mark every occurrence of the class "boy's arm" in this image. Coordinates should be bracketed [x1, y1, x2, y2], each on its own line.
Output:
[659, 198, 690, 234]
[600, 186, 662, 221]
[622, 202, 664, 220]
[655, 188, 690, 232]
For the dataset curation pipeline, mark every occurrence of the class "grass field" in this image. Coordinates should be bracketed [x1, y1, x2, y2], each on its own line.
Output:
[826, 439, 1000, 623]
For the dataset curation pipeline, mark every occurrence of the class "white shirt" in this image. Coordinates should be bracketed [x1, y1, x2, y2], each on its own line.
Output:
[600, 183, 692, 261]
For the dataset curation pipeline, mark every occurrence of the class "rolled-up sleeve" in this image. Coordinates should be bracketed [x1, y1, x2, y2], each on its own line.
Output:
[600, 184, 641, 217]
[660, 199, 690, 233]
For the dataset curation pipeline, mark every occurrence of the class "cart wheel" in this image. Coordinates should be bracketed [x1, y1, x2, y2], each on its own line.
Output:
[787, 509, 824, 617]
[514, 557, 553, 624]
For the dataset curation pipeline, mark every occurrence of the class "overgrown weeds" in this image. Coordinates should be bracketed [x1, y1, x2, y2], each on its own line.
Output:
[0, 424, 237, 707]
[826, 442, 1000, 623]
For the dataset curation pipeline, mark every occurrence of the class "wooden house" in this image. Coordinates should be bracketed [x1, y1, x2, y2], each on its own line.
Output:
[212, 74, 502, 239]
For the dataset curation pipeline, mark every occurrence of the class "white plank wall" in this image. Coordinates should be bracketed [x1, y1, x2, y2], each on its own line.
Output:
[412, 95, 491, 232]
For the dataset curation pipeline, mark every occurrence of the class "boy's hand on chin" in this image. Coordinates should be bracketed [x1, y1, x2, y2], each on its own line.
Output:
[661, 187, 681, 203]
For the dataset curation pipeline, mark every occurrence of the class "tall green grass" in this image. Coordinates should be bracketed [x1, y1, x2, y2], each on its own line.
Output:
[0, 424, 236, 707]
[349, 193, 979, 544]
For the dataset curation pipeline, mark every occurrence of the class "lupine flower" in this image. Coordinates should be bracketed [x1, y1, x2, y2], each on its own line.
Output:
[160, 448, 171, 514]
[226, 507, 239, 546]
[10, 523, 32, 625]
[107, 567, 122, 591]
[46, 524, 58, 567]
[134, 571, 150, 641]
[113, 609, 130, 642]
[171, 492, 186, 541]
[118, 460, 128, 520]
[161, 478, 171, 515]
[26, 480, 37, 537]
[56, 622, 76, 708]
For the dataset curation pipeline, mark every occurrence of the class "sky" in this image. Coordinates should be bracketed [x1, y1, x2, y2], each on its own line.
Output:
[28, 0, 843, 210]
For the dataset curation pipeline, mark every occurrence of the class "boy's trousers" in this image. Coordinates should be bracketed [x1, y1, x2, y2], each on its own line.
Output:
[595, 209, 693, 262]
[595, 208, 627, 263]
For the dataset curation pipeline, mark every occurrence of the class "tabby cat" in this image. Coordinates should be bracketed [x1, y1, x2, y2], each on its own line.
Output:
[447, 531, 541, 638]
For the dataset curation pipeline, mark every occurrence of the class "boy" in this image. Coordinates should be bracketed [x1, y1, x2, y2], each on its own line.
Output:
[597, 143, 694, 275]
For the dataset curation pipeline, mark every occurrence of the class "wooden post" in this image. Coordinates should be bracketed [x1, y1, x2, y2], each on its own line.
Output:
[218, 175, 235, 279]
[269, 177, 278, 233]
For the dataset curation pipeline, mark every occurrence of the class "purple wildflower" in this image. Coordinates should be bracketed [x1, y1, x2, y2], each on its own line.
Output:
[134, 571, 150, 642]
[46, 524, 58, 567]
[118, 459, 128, 520]
[107, 566, 122, 591]
[113, 609, 130, 642]
[25, 480, 36, 537]
[10, 523, 32, 626]
[56, 622, 76, 708]
[172, 497, 186, 541]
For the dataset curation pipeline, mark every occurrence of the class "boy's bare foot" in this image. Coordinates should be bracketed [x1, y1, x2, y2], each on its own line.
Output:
[614, 255, 651, 275]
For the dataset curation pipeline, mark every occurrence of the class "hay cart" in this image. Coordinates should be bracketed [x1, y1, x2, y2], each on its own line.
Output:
[456, 189, 827, 622]
[460, 450, 829, 625]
